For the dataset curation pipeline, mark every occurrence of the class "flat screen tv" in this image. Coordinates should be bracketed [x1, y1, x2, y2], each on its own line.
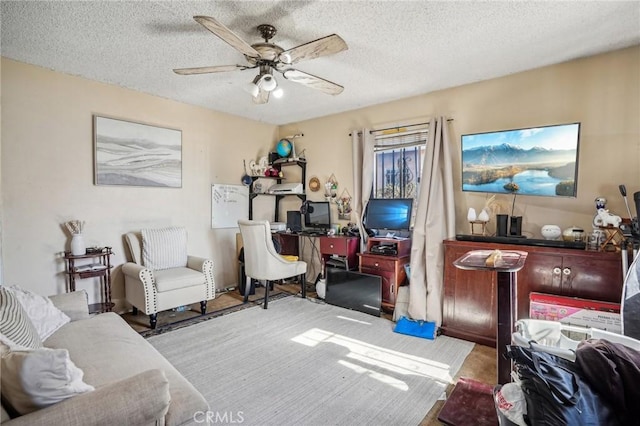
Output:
[461, 122, 580, 197]
[304, 201, 331, 231]
[364, 198, 413, 231]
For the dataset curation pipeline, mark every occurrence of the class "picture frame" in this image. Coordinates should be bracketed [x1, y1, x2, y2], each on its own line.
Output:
[93, 115, 182, 187]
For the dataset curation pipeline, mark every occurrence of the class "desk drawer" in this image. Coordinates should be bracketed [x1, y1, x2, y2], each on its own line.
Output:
[359, 255, 396, 271]
[320, 237, 350, 256]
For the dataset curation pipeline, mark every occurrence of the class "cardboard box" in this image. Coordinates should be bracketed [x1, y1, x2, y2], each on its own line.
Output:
[529, 292, 621, 337]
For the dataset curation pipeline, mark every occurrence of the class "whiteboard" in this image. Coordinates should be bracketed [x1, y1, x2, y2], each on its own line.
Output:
[211, 184, 249, 229]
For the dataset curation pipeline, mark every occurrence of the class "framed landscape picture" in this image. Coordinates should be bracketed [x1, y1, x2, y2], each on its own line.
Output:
[461, 122, 580, 197]
[94, 116, 182, 187]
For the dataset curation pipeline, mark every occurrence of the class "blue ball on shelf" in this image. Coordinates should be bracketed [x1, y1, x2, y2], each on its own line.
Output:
[276, 139, 292, 158]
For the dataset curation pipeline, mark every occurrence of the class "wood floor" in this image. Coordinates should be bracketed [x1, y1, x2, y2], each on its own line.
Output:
[122, 283, 497, 425]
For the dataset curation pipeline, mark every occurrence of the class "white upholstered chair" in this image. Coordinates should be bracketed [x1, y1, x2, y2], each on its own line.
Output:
[237, 220, 307, 308]
[122, 227, 215, 329]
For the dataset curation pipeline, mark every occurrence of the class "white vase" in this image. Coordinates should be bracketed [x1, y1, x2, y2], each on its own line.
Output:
[477, 208, 490, 222]
[70, 234, 86, 256]
[467, 208, 477, 222]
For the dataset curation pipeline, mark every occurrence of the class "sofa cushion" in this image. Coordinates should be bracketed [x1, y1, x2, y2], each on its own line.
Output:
[0, 347, 94, 415]
[0, 287, 42, 349]
[6, 285, 70, 340]
[153, 267, 206, 292]
[44, 313, 208, 426]
[48, 290, 90, 322]
[142, 227, 188, 270]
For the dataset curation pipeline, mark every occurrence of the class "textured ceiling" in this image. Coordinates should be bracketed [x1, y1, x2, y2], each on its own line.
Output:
[1, 1, 639, 125]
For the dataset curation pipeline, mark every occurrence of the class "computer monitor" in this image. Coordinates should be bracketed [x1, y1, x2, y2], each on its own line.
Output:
[304, 201, 331, 232]
[364, 198, 413, 231]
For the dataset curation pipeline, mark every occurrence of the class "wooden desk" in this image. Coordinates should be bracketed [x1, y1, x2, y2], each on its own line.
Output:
[274, 233, 360, 282]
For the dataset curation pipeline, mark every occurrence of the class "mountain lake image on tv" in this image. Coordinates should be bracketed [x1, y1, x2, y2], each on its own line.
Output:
[461, 123, 580, 197]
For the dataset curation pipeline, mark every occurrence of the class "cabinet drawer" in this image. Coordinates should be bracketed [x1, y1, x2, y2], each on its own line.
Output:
[320, 237, 350, 256]
[359, 255, 396, 271]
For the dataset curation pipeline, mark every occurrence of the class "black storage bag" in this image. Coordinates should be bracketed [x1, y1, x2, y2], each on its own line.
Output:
[506, 345, 619, 426]
[575, 339, 640, 426]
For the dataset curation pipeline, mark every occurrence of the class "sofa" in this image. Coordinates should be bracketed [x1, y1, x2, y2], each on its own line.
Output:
[0, 290, 208, 425]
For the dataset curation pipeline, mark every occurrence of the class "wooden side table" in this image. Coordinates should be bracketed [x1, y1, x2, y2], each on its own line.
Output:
[453, 249, 528, 384]
[64, 247, 113, 314]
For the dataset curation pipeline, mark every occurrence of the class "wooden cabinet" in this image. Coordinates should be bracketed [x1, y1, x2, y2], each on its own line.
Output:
[443, 239, 627, 347]
[359, 254, 409, 310]
[320, 235, 360, 271]
[358, 237, 411, 311]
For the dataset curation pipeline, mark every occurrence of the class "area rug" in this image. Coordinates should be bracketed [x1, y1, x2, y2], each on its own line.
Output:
[148, 297, 475, 426]
[138, 292, 290, 338]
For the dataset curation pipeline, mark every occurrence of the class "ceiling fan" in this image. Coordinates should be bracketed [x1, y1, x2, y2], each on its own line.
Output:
[173, 16, 348, 104]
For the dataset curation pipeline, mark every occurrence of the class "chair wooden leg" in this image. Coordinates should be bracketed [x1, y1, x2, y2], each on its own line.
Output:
[264, 280, 270, 309]
[149, 313, 157, 330]
[132, 306, 138, 315]
[300, 274, 307, 299]
[200, 301, 207, 315]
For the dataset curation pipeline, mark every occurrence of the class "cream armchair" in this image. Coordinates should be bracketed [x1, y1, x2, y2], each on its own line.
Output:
[122, 227, 215, 329]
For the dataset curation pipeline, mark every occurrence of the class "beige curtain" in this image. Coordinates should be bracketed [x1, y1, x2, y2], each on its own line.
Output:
[408, 117, 455, 325]
[351, 129, 375, 251]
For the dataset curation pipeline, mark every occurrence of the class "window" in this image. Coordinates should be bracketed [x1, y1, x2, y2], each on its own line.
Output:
[373, 129, 427, 200]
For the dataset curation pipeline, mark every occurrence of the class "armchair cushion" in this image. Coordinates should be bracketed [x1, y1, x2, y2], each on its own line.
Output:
[141, 227, 188, 270]
[153, 267, 207, 292]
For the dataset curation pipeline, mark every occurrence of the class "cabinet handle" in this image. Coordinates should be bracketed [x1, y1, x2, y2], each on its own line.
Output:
[553, 267, 562, 275]
[562, 267, 571, 276]
[374, 263, 379, 267]
[330, 244, 334, 249]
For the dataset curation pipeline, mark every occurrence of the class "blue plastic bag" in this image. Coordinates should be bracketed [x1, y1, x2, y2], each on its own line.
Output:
[393, 316, 437, 340]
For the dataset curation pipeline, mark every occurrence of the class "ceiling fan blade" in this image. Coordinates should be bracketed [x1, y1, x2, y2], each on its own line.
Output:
[279, 34, 348, 65]
[253, 88, 270, 104]
[173, 65, 248, 75]
[282, 69, 344, 95]
[193, 16, 260, 58]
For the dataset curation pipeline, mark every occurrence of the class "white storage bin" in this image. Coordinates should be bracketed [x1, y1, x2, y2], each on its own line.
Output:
[512, 319, 640, 362]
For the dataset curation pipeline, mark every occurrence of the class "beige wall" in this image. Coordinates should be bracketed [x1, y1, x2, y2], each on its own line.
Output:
[2, 46, 639, 306]
[1, 58, 278, 306]
[281, 46, 640, 237]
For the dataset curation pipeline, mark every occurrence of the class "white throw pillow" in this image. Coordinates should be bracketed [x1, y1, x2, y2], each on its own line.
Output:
[0, 347, 95, 415]
[142, 227, 188, 270]
[0, 287, 42, 349]
[6, 285, 70, 341]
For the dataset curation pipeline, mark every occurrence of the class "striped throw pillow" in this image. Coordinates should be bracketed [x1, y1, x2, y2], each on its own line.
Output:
[141, 227, 188, 270]
[0, 287, 42, 349]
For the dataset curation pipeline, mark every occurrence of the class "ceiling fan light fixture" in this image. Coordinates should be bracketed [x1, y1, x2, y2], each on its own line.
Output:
[260, 74, 277, 92]
[272, 87, 284, 99]
[244, 79, 260, 97]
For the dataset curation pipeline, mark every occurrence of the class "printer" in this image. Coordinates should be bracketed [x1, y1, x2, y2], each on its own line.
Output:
[267, 183, 304, 194]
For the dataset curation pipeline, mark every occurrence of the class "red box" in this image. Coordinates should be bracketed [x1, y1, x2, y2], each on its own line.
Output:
[529, 292, 621, 334]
